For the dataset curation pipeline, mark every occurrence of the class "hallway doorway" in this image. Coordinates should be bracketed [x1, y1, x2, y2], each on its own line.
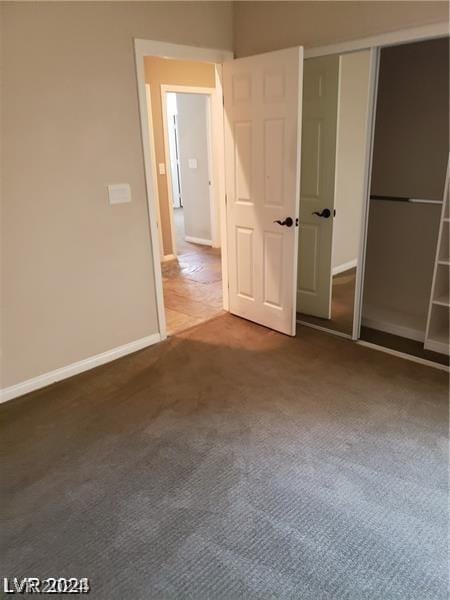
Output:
[161, 85, 223, 335]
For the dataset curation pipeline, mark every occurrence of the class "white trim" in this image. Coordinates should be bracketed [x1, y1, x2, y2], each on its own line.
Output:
[304, 22, 449, 59]
[145, 83, 165, 259]
[357, 340, 449, 372]
[135, 43, 167, 341]
[135, 39, 233, 65]
[353, 47, 380, 341]
[332, 259, 357, 276]
[185, 235, 212, 246]
[0, 334, 162, 404]
[214, 64, 229, 311]
[424, 157, 450, 355]
[161, 253, 176, 263]
[297, 318, 352, 340]
[134, 39, 233, 341]
[361, 316, 424, 342]
[160, 86, 179, 257]
[290, 46, 305, 335]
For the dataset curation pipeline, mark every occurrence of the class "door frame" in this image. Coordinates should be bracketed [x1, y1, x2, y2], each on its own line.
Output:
[134, 39, 233, 341]
[302, 22, 449, 342]
[160, 84, 218, 254]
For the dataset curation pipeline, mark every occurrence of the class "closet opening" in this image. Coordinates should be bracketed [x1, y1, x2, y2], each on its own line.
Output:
[360, 37, 450, 366]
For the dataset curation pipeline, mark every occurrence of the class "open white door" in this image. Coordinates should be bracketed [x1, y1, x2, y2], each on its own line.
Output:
[223, 47, 303, 335]
[297, 56, 340, 319]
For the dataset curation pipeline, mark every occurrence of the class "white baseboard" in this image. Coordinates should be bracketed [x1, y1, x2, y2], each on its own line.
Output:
[185, 236, 212, 246]
[0, 333, 161, 404]
[361, 316, 424, 342]
[161, 253, 176, 263]
[332, 259, 357, 276]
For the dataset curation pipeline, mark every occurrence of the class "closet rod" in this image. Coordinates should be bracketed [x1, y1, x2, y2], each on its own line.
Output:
[370, 195, 442, 205]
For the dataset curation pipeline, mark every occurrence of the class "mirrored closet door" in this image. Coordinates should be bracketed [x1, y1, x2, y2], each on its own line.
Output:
[296, 49, 374, 337]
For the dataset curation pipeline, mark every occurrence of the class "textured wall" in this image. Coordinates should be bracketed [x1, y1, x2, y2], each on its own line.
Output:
[234, 1, 448, 56]
[144, 57, 215, 256]
[1, 2, 232, 388]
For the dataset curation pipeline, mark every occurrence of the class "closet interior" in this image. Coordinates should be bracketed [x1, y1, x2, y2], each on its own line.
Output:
[360, 37, 450, 365]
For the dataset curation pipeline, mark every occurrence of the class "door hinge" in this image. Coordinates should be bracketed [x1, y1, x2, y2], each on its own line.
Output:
[225, 193, 228, 205]
[222, 95, 225, 107]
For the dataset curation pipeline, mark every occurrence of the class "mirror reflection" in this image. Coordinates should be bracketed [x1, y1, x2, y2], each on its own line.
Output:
[296, 49, 373, 337]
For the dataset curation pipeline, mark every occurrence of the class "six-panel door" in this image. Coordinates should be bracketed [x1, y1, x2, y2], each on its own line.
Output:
[223, 47, 303, 335]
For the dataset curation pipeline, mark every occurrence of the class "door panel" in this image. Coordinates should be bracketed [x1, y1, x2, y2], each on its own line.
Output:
[299, 224, 319, 293]
[235, 122, 253, 202]
[224, 47, 303, 335]
[297, 56, 340, 319]
[264, 231, 284, 308]
[264, 119, 285, 206]
[236, 227, 255, 299]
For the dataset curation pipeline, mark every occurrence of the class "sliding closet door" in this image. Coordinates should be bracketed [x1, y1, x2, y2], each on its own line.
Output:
[361, 38, 449, 359]
[297, 55, 339, 319]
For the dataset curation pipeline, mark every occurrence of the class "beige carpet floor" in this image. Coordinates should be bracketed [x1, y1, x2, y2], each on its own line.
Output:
[1, 314, 448, 599]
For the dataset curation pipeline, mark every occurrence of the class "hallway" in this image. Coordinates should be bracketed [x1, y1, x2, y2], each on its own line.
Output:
[162, 208, 223, 335]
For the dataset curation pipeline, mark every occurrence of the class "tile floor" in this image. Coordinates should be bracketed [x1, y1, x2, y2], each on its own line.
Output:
[162, 208, 223, 335]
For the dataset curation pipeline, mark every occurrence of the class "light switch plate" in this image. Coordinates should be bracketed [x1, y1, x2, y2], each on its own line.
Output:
[108, 184, 131, 205]
[158, 163, 166, 175]
[188, 158, 198, 169]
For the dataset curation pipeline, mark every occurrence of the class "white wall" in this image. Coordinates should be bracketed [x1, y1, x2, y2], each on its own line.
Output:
[332, 50, 372, 272]
[176, 93, 212, 243]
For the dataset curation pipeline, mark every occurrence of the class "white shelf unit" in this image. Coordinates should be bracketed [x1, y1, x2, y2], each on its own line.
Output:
[424, 158, 450, 355]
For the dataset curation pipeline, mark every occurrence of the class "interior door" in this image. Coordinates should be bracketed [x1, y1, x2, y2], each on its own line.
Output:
[297, 55, 340, 319]
[223, 47, 303, 335]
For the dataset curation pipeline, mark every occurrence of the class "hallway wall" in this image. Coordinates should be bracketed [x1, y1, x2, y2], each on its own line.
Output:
[144, 57, 215, 257]
[177, 94, 212, 245]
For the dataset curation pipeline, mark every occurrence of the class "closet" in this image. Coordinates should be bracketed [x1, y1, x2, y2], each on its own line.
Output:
[425, 165, 450, 354]
[361, 37, 449, 364]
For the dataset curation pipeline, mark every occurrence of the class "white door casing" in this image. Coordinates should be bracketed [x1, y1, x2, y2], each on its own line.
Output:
[297, 55, 340, 319]
[223, 47, 303, 335]
[168, 113, 182, 208]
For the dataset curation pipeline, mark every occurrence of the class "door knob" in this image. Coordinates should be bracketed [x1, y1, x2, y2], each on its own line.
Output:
[274, 217, 294, 227]
[312, 208, 335, 218]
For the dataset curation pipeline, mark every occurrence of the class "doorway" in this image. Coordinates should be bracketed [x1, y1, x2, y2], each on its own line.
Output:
[136, 39, 303, 342]
[162, 89, 216, 253]
[161, 87, 223, 335]
[143, 55, 225, 337]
